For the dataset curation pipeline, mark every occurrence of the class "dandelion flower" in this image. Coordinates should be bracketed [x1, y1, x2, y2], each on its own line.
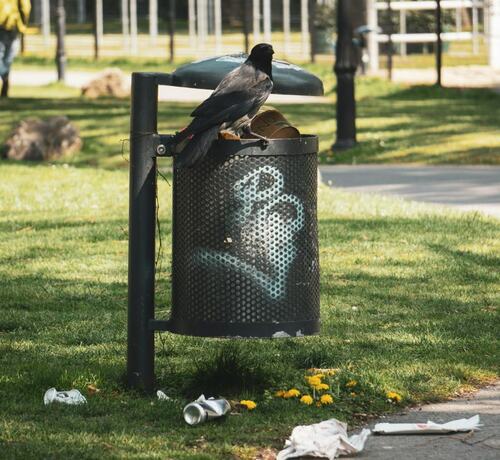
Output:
[306, 376, 322, 387]
[300, 395, 313, 405]
[386, 391, 402, 403]
[274, 390, 285, 398]
[240, 400, 257, 410]
[346, 380, 357, 388]
[320, 394, 334, 405]
[284, 389, 301, 398]
[316, 383, 329, 391]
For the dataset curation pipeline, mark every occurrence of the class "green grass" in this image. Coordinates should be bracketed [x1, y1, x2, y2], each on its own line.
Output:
[0, 158, 498, 458]
[3, 77, 500, 165]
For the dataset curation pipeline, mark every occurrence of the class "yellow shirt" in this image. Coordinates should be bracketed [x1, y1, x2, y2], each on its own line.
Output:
[0, 0, 31, 33]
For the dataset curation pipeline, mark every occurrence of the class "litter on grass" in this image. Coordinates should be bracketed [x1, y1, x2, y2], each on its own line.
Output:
[156, 390, 171, 401]
[43, 388, 87, 405]
[183, 395, 231, 425]
[373, 414, 481, 434]
[276, 418, 370, 460]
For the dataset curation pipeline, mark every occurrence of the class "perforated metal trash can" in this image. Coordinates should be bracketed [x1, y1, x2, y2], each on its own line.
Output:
[168, 135, 320, 338]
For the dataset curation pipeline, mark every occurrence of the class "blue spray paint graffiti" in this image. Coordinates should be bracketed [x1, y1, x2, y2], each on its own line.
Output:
[195, 165, 304, 300]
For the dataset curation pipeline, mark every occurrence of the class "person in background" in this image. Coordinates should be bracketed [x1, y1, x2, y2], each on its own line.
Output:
[0, 0, 31, 97]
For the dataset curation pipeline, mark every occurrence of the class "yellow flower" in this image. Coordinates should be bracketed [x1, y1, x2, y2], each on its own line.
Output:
[284, 389, 301, 398]
[315, 383, 329, 391]
[306, 376, 322, 387]
[274, 390, 285, 398]
[346, 380, 357, 388]
[240, 400, 257, 410]
[300, 395, 313, 405]
[320, 394, 334, 405]
[386, 391, 402, 403]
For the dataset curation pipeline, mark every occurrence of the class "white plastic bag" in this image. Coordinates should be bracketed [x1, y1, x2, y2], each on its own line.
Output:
[43, 388, 87, 405]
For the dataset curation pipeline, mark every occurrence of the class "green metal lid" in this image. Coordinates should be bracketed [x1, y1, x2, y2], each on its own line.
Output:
[171, 54, 324, 96]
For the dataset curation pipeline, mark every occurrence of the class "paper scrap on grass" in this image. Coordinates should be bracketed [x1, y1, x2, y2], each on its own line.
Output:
[277, 418, 370, 460]
[157, 390, 171, 401]
[44, 388, 87, 405]
[373, 415, 481, 434]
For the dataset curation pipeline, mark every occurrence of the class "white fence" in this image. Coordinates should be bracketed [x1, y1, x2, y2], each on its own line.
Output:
[367, 0, 487, 72]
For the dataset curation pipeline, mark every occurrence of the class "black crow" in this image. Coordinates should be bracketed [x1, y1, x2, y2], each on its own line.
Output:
[170, 43, 275, 168]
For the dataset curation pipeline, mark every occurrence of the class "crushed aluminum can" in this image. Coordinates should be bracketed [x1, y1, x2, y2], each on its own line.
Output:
[43, 388, 87, 405]
[183, 394, 231, 425]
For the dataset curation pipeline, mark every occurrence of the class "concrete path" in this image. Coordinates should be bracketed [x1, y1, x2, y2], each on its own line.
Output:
[320, 165, 500, 218]
[373, 65, 500, 89]
[9, 69, 329, 104]
[352, 382, 500, 459]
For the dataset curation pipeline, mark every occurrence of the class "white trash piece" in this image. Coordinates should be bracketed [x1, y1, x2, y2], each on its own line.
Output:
[277, 418, 370, 460]
[156, 390, 171, 401]
[373, 414, 481, 434]
[43, 388, 87, 405]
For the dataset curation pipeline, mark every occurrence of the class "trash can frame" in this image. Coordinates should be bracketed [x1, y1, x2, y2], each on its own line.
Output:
[128, 71, 322, 393]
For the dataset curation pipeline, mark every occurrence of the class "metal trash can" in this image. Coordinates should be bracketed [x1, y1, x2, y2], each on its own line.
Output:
[127, 56, 324, 390]
[169, 136, 320, 338]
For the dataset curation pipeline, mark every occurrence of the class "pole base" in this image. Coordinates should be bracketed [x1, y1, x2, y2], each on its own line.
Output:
[332, 138, 357, 151]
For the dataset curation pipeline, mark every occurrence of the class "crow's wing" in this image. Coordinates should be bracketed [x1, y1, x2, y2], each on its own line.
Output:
[191, 63, 272, 119]
[183, 77, 272, 136]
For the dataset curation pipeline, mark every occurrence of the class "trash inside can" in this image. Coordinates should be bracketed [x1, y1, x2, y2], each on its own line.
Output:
[168, 134, 320, 338]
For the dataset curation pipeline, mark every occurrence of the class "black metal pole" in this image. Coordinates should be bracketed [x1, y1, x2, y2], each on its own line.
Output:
[168, 0, 176, 63]
[333, 0, 357, 150]
[436, 0, 442, 86]
[243, 0, 251, 54]
[387, 0, 393, 81]
[55, 0, 66, 82]
[127, 73, 158, 393]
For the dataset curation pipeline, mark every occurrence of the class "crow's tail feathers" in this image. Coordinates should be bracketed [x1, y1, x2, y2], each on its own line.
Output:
[175, 126, 219, 169]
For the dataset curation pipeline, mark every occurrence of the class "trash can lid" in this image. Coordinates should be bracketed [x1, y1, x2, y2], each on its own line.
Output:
[171, 54, 324, 96]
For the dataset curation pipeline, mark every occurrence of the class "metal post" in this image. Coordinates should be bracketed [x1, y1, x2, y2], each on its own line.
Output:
[121, 0, 130, 52]
[168, 0, 176, 63]
[436, 0, 442, 86]
[94, 0, 103, 60]
[214, 0, 222, 53]
[387, 0, 393, 80]
[309, 0, 317, 63]
[490, 0, 500, 69]
[127, 73, 158, 393]
[149, 0, 158, 45]
[400, 9, 406, 56]
[367, 0, 379, 72]
[42, 0, 50, 46]
[333, 0, 357, 150]
[253, 0, 261, 43]
[130, 0, 138, 55]
[263, 0, 272, 43]
[55, 0, 66, 82]
[301, 0, 309, 58]
[243, 0, 251, 53]
[189, 0, 197, 50]
[283, 0, 291, 56]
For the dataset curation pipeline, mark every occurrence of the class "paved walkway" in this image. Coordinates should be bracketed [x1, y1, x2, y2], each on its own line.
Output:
[10, 69, 329, 104]
[320, 165, 500, 218]
[352, 382, 500, 459]
[373, 65, 500, 89]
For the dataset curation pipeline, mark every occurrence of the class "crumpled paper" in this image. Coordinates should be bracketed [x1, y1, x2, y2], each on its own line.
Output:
[43, 388, 87, 405]
[373, 414, 481, 434]
[157, 390, 171, 401]
[277, 418, 370, 460]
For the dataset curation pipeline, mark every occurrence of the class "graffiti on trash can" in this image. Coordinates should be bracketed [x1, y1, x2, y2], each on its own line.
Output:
[195, 165, 304, 300]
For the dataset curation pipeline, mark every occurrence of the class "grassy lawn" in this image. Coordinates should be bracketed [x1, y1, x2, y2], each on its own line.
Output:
[0, 158, 498, 458]
[3, 77, 500, 165]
